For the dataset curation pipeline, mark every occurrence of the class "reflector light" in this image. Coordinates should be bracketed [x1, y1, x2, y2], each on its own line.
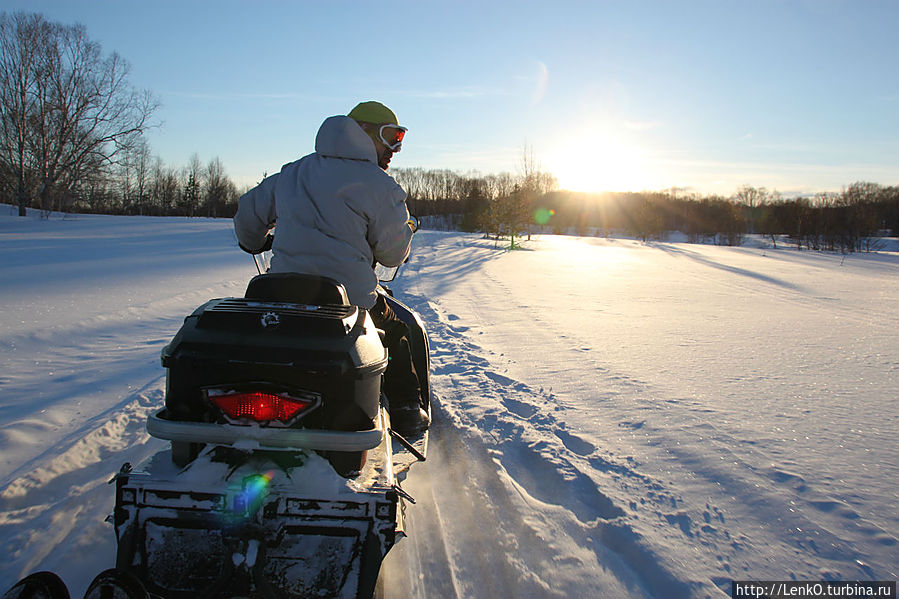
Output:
[210, 391, 314, 423]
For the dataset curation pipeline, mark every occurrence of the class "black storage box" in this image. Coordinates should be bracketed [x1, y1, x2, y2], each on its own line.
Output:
[161, 275, 388, 435]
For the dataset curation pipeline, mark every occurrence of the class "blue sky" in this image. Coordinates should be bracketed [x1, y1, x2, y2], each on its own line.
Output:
[8, 0, 899, 195]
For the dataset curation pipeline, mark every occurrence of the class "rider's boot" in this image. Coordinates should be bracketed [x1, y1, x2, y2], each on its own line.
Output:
[385, 337, 430, 436]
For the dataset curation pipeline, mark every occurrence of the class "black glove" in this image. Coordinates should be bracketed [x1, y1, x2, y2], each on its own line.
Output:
[239, 233, 273, 254]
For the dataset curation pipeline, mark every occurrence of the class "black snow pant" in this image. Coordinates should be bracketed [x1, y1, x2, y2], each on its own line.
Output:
[369, 294, 423, 411]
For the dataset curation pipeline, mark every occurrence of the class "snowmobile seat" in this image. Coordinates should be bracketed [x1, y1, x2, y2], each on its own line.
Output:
[244, 272, 350, 306]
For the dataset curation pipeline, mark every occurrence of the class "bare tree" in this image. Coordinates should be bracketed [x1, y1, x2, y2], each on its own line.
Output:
[489, 144, 558, 247]
[733, 184, 768, 234]
[131, 139, 152, 214]
[203, 156, 237, 217]
[757, 189, 783, 248]
[150, 156, 179, 215]
[0, 12, 158, 215]
[839, 181, 881, 252]
[116, 138, 152, 214]
[392, 167, 425, 201]
[517, 144, 538, 242]
[180, 153, 202, 216]
[0, 12, 49, 215]
[481, 172, 514, 240]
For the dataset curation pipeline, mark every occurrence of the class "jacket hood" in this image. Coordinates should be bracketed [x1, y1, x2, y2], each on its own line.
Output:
[314, 115, 378, 163]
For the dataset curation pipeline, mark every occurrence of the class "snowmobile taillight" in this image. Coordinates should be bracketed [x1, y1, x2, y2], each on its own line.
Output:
[205, 388, 319, 425]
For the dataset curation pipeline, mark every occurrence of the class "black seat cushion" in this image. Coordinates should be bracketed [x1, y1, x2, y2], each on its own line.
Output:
[245, 273, 350, 306]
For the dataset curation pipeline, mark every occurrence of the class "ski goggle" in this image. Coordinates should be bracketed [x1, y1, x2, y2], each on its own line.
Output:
[379, 124, 407, 151]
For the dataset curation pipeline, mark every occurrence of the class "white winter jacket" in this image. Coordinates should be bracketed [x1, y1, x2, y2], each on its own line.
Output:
[234, 116, 413, 309]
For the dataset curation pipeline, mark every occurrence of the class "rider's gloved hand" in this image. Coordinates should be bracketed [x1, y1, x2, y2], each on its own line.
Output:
[239, 233, 273, 254]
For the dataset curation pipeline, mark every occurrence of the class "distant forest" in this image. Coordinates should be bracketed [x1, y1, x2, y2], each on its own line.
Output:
[399, 171, 898, 253]
[2, 11, 897, 254]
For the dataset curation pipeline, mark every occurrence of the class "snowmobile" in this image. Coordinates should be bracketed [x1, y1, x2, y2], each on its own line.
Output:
[3, 261, 431, 599]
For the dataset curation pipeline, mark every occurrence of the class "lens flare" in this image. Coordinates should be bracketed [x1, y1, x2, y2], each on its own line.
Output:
[232, 470, 275, 517]
[534, 208, 555, 225]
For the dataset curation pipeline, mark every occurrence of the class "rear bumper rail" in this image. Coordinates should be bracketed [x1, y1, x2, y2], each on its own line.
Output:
[146, 409, 383, 452]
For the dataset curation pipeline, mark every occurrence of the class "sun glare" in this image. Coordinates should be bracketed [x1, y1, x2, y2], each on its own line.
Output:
[546, 128, 655, 193]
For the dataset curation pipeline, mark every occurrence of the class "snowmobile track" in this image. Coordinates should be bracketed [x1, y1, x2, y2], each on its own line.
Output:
[0, 379, 166, 595]
[381, 293, 701, 598]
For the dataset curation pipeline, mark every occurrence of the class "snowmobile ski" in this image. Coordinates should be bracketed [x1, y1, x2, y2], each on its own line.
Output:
[1, 572, 70, 599]
[83, 569, 150, 599]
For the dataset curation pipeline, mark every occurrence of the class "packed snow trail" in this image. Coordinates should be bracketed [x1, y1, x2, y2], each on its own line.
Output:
[379, 290, 709, 598]
[379, 296, 693, 598]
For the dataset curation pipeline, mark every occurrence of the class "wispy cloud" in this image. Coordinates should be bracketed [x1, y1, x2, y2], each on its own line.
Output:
[532, 61, 549, 106]
[394, 86, 511, 100]
[164, 90, 323, 102]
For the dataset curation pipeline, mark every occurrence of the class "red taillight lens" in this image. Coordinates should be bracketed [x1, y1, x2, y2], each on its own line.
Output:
[209, 391, 315, 423]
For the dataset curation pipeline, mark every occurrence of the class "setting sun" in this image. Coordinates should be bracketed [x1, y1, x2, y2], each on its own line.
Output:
[546, 127, 657, 193]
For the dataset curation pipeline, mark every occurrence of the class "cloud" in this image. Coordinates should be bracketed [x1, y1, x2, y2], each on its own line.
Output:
[165, 90, 321, 102]
[532, 61, 549, 106]
[395, 87, 509, 100]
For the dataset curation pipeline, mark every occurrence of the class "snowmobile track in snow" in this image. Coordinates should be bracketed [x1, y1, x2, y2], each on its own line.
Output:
[381, 293, 700, 598]
[0, 378, 166, 595]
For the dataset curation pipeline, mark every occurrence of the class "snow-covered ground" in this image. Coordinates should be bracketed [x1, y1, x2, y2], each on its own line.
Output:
[1, 207, 896, 598]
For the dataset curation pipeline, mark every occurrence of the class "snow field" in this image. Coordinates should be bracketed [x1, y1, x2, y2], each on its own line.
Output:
[0, 211, 896, 597]
[385, 232, 897, 597]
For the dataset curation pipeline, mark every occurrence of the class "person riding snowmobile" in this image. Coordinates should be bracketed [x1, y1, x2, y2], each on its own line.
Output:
[233, 100, 429, 436]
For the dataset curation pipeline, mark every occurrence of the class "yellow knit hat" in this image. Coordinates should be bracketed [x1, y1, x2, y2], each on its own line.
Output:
[348, 101, 400, 125]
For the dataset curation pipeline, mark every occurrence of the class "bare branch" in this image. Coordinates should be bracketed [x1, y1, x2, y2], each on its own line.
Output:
[0, 11, 159, 213]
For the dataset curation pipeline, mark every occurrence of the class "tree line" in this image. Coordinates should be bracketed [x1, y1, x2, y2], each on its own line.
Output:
[80, 143, 242, 218]
[394, 164, 897, 253]
[0, 12, 244, 218]
[3, 11, 895, 254]
[529, 183, 898, 252]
